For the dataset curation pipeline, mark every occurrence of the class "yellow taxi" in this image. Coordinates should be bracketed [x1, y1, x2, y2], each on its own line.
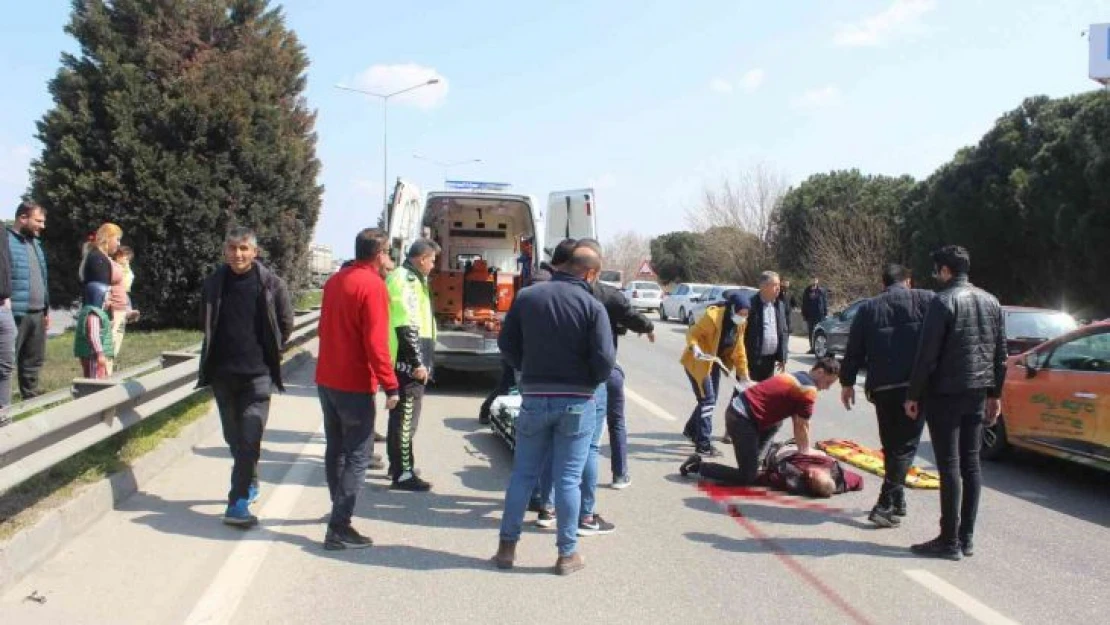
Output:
[983, 320, 1110, 472]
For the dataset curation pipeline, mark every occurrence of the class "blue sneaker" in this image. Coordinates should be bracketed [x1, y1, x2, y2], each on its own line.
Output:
[222, 498, 258, 527]
[248, 481, 260, 504]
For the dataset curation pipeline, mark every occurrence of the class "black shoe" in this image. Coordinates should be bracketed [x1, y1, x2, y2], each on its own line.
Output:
[324, 525, 374, 550]
[679, 454, 702, 478]
[893, 500, 907, 517]
[577, 514, 616, 536]
[911, 537, 961, 561]
[868, 506, 901, 529]
[959, 537, 974, 557]
[695, 445, 723, 458]
[391, 474, 432, 492]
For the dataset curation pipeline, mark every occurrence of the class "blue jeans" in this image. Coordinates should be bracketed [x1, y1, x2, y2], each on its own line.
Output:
[318, 386, 375, 530]
[500, 395, 596, 557]
[683, 368, 721, 450]
[606, 365, 628, 479]
[579, 382, 608, 519]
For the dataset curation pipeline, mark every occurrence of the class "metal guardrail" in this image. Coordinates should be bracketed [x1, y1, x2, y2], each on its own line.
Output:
[0, 310, 320, 495]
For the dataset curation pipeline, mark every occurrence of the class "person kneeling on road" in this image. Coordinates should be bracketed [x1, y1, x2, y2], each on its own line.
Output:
[680, 358, 840, 485]
[386, 238, 440, 492]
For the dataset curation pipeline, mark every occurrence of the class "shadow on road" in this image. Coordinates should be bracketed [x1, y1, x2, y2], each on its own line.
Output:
[683, 495, 873, 530]
[686, 531, 916, 559]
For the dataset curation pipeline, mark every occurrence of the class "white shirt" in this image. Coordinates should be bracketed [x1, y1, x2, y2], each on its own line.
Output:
[761, 298, 779, 356]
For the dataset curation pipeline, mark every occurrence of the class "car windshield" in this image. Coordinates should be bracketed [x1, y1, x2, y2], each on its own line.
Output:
[690, 285, 710, 295]
[1006, 311, 1078, 340]
[634, 283, 660, 291]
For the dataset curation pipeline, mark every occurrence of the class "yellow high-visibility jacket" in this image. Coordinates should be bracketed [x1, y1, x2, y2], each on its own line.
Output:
[680, 304, 749, 398]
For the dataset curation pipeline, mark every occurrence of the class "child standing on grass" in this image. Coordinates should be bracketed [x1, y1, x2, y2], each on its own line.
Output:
[75, 282, 115, 379]
[110, 246, 140, 369]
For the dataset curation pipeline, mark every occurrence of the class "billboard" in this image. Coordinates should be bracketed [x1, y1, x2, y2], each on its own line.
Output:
[1091, 23, 1110, 85]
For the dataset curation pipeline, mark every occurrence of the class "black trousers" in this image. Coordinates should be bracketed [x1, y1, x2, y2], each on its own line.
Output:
[14, 311, 46, 399]
[211, 374, 272, 505]
[387, 372, 426, 480]
[926, 392, 986, 545]
[319, 385, 375, 530]
[749, 355, 778, 383]
[698, 406, 782, 485]
[872, 388, 926, 508]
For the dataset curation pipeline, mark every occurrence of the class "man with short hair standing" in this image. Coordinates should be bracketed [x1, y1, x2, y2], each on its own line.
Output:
[744, 271, 788, 382]
[905, 245, 1006, 560]
[802, 276, 828, 353]
[7, 201, 49, 400]
[778, 278, 796, 336]
[316, 228, 401, 549]
[840, 264, 935, 528]
[386, 238, 440, 492]
[199, 227, 294, 527]
[493, 246, 614, 576]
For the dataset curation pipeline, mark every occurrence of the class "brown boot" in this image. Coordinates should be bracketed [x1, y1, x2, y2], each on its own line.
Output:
[554, 551, 586, 576]
[492, 540, 516, 569]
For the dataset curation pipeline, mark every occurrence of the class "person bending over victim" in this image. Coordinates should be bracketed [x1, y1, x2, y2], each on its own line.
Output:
[680, 358, 841, 485]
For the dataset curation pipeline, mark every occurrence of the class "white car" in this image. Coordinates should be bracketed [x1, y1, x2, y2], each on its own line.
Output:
[686, 285, 757, 326]
[623, 281, 663, 312]
[659, 282, 710, 322]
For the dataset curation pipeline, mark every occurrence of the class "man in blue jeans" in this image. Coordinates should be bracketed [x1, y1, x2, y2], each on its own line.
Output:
[493, 246, 614, 576]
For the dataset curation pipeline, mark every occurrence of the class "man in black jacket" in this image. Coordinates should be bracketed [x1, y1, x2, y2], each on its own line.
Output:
[905, 246, 1006, 560]
[801, 277, 828, 353]
[199, 227, 294, 528]
[744, 271, 789, 382]
[840, 264, 935, 528]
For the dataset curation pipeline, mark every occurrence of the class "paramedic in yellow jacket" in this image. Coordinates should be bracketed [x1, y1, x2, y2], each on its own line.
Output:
[386, 238, 440, 492]
[681, 291, 751, 456]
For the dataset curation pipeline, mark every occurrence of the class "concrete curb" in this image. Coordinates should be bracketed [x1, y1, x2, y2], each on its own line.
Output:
[0, 348, 316, 594]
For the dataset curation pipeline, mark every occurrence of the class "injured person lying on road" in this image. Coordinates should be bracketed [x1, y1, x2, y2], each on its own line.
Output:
[682, 440, 864, 498]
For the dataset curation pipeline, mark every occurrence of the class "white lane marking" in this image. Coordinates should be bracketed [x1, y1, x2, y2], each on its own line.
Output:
[184, 424, 325, 625]
[903, 570, 1020, 625]
[624, 386, 678, 421]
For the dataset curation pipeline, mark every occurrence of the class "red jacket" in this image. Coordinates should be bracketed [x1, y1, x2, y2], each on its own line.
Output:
[315, 261, 399, 395]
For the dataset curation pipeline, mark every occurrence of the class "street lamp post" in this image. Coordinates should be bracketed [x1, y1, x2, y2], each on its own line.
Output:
[412, 154, 482, 184]
[336, 78, 440, 228]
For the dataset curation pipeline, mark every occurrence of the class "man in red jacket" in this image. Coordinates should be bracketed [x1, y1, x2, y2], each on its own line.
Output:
[315, 228, 400, 550]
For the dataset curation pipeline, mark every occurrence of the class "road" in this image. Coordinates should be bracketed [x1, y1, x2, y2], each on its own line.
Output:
[1, 324, 1107, 624]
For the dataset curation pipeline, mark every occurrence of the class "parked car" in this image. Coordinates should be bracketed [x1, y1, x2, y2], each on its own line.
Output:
[686, 285, 756, 326]
[598, 270, 623, 290]
[659, 282, 710, 322]
[812, 303, 1078, 360]
[623, 280, 663, 312]
[983, 319, 1109, 472]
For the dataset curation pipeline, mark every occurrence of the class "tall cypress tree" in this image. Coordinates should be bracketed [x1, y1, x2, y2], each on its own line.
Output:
[30, 0, 321, 327]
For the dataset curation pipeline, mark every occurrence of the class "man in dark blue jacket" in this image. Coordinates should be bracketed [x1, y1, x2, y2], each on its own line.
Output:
[839, 264, 935, 529]
[7, 201, 49, 400]
[493, 246, 614, 576]
[744, 271, 789, 382]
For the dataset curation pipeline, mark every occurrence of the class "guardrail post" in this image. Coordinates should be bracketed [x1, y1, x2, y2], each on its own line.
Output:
[72, 379, 120, 423]
[161, 352, 196, 369]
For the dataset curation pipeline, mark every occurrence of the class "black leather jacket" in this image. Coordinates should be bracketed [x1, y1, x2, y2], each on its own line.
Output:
[592, 281, 654, 350]
[907, 277, 1007, 400]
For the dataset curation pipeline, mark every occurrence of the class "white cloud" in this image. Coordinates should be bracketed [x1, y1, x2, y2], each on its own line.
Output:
[349, 63, 449, 110]
[709, 78, 733, 94]
[833, 0, 937, 47]
[792, 85, 843, 110]
[710, 68, 764, 95]
[738, 68, 766, 93]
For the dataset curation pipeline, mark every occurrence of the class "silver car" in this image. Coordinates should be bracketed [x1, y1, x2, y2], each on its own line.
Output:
[623, 280, 663, 312]
[686, 285, 756, 326]
[660, 282, 710, 322]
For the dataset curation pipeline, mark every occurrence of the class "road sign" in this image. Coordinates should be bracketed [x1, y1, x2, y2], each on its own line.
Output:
[637, 260, 655, 276]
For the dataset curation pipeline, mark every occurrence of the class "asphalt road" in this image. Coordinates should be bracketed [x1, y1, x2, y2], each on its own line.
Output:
[2, 327, 1107, 624]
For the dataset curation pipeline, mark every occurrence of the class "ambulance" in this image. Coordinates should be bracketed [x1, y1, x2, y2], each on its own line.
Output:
[385, 180, 597, 373]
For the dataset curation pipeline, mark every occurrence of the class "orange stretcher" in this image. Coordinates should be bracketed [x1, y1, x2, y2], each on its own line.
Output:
[816, 439, 940, 489]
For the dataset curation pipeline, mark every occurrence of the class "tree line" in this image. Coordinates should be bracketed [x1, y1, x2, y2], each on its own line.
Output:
[649, 90, 1110, 319]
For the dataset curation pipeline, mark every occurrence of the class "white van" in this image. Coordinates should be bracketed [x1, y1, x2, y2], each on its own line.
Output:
[386, 180, 597, 373]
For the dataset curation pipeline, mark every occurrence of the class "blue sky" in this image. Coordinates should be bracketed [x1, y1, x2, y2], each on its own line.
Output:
[0, 1, 1105, 258]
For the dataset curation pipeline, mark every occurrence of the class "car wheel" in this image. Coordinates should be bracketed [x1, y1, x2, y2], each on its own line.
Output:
[659, 305, 668, 321]
[813, 331, 829, 358]
[981, 417, 1009, 461]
